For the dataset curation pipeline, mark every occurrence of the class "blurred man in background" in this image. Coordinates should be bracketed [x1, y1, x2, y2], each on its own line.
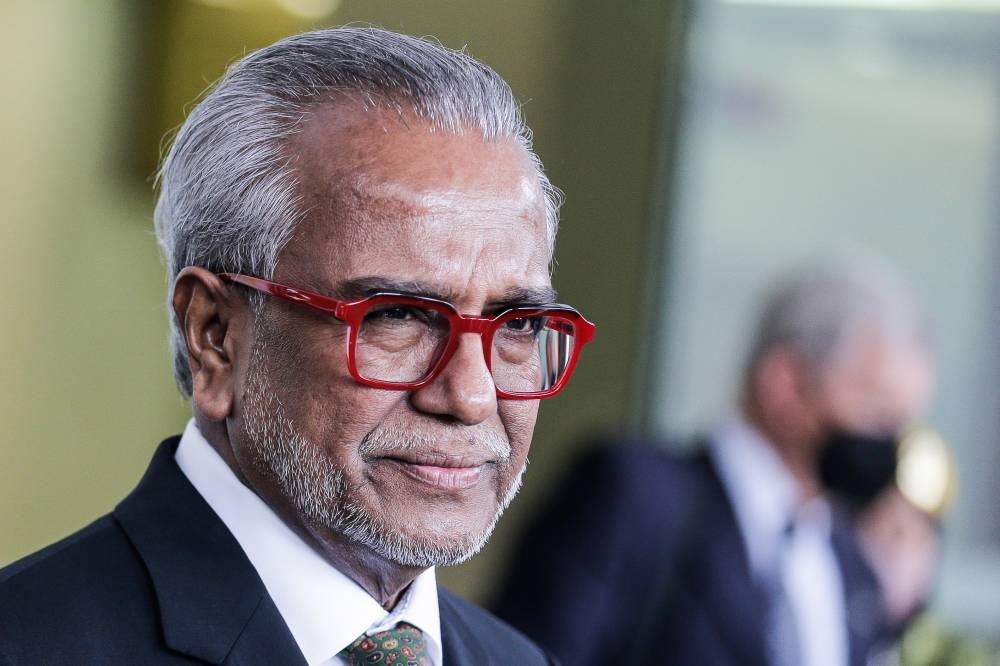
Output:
[496, 258, 939, 666]
[0, 27, 594, 664]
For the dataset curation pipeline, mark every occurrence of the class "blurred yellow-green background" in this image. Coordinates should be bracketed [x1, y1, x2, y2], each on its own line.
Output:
[0, 0, 671, 602]
[3, 0, 1000, 658]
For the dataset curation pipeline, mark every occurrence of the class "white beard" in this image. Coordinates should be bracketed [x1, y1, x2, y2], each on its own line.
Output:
[240, 333, 527, 567]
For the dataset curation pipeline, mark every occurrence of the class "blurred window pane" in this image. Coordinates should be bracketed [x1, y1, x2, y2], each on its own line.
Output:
[648, 0, 1000, 634]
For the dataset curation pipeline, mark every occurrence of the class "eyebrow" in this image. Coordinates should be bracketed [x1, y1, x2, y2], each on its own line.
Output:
[336, 276, 559, 307]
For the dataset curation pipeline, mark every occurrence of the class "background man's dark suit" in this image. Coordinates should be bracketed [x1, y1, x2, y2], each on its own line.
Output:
[0, 439, 554, 665]
[494, 440, 887, 666]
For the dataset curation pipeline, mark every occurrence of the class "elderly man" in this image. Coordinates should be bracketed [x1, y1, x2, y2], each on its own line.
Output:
[496, 260, 938, 666]
[0, 28, 593, 665]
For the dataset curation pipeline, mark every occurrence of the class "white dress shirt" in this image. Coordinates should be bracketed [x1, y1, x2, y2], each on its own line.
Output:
[174, 419, 443, 666]
[709, 416, 848, 666]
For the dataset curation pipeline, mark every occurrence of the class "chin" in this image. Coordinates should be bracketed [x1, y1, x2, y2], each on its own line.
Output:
[334, 500, 503, 568]
[331, 459, 528, 568]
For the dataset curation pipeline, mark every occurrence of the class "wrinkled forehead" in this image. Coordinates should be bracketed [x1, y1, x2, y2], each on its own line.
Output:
[821, 328, 935, 432]
[289, 98, 544, 218]
[277, 100, 550, 295]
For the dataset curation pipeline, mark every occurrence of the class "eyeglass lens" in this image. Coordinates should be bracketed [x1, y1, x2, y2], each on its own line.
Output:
[353, 301, 579, 394]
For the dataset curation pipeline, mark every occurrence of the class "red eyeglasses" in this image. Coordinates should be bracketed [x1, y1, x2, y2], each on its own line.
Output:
[219, 273, 595, 399]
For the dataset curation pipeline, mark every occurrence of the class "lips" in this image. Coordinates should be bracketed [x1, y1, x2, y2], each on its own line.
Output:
[376, 452, 493, 490]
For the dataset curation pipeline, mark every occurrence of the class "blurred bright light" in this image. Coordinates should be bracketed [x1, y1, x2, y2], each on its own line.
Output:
[275, 0, 340, 19]
[194, 0, 340, 19]
[897, 427, 957, 517]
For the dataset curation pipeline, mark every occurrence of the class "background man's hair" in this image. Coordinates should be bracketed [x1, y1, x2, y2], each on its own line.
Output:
[742, 255, 933, 390]
[154, 26, 562, 396]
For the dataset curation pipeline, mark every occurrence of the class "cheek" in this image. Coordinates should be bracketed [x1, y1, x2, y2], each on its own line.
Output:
[298, 387, 403, 458]
[264, 334, 405, 464]
[499, 400, 540, 464]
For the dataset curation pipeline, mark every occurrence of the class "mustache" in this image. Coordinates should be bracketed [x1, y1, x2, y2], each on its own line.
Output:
[359, 425, 512, 462]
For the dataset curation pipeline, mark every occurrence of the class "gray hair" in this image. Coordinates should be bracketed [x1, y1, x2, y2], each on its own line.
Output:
[154, 26, 562, 396]
[743, 257, 932, 389]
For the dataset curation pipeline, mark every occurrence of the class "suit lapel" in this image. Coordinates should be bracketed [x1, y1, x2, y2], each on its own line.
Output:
[114, 438, 306, 665]
[438, 590, 491, 666]
[687, 453, 770, 665]
[223, 598, 309, 666]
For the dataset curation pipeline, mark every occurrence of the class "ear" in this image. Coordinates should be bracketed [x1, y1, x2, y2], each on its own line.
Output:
[753, 347, 806, 410]
[172, 267, 246, 421]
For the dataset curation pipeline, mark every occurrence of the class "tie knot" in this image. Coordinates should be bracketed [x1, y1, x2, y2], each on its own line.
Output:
[341, 621, 430, 666]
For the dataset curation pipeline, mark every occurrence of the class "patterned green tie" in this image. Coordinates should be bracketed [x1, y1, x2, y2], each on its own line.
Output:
[340, 622, 431, 666]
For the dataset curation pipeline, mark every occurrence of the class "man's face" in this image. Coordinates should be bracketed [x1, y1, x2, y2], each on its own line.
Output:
[808, 329, 934, 441]
[229, 103, 551, 568]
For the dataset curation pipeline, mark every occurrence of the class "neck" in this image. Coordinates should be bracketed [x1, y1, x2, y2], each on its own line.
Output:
[741, 401, 823, 502]
[196, 413, 423, 610]
[252, 480, 425, 610]
[299, 523, 425, 610]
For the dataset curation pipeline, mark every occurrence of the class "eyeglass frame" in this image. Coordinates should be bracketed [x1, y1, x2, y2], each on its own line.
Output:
[218, 272, 595, 400]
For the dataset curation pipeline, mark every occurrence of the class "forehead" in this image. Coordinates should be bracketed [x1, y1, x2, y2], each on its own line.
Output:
[278, 100, 551, 301]
[822, 329, 934, 430]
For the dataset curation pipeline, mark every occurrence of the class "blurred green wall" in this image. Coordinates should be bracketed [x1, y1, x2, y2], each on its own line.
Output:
[0, 0, 674, 604]
[0, 2, 193, 563]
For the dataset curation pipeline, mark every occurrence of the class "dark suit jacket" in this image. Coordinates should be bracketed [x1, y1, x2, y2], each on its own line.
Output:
[494, 441, 888, 666]
[0, 437, 554, 665]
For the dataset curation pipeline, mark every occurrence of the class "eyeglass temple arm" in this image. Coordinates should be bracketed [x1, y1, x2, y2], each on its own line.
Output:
[219, 272, 347, 317]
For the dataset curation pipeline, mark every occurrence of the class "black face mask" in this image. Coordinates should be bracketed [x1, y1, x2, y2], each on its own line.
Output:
[817, 428, 898, 508]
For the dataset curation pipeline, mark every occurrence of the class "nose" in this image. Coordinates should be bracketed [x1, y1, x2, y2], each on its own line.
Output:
[409, 332, 498, 425]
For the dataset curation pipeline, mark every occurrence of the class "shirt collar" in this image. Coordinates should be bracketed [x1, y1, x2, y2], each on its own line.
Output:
[709, 414, 831, 574]
[174, 419, 442, 666]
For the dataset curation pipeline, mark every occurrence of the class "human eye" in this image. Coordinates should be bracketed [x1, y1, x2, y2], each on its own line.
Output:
[502, 315, 544, 335]
[359, 302, 447, 355]
[365, 304, 433, 324]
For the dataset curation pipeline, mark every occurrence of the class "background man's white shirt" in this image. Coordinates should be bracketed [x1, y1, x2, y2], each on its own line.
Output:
[175, 419, 443, 666]
[709, 416, 848, 666]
